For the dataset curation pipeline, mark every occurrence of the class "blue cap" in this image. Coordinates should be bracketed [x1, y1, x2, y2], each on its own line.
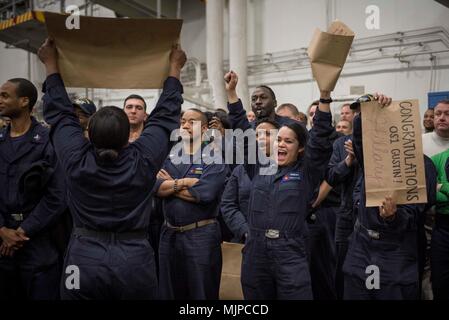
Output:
[73, 98, 97, 116]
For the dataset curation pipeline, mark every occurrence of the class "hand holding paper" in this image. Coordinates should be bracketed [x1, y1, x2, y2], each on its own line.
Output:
[37, 37, 59, 75]
[308, 20, 355, 92]
[379, 196, 397, 220]
[361, 99, 427, 206]
[44, 12, 183, 89]
[169, 44, 187, 80]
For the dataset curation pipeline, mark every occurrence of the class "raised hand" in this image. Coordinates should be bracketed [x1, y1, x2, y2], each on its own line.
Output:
[224, 71, 239, 103]
[37, 38, 59, 75]
[374, 92, 392, 108]
[224, 70, 238, 92]
[169, 43, 187, 79]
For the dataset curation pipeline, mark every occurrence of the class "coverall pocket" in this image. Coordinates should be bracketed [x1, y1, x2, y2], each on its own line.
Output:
[251, 188, 269, 214]
[277, 185, 302, 214]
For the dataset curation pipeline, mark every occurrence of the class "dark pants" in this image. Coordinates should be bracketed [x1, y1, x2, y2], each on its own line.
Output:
[149, 218, 163, 278]
[343, 229, 419, 300]
[335, 241, 349, 300]
[60, 234, 158, 300]
[335, 207, 355, 300]
[307, 206, 337, 300]
[431, 216, 449, 300]
[0, 233, 60, 300]
[344, 274, 418, 300]
[158, 222, 222, 300]
[241, 232, 312, 300]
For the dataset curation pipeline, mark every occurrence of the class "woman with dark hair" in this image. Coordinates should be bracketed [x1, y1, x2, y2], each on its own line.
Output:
[224, 70, 334, 300]
[220, 118, 280, 243]
[87, 106, 130, 163]
[37, 38, 186, 299]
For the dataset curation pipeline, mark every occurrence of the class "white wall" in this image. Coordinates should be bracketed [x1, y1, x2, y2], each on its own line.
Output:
[179, 0, 449, 116]
[1, 0, 448, 116]
[241, 0, 449, 115]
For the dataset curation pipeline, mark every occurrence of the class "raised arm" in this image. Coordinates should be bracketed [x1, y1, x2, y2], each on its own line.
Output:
[304, 89, 334, 199]
[225, 71, 252, 131]
[130, 45, 186, 169]
[327, 137, 356, 188]
[224, 71, 259, 179]
[38, 38, 88, 170]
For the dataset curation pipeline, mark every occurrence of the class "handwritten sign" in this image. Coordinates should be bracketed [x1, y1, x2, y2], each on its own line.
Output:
[361, 100, 427, 207]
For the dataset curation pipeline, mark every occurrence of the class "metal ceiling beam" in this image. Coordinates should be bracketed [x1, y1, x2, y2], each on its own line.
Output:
[89, 0, 178, 18]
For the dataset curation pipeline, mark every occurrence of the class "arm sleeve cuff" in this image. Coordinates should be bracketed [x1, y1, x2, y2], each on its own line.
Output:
[164, 77, 183, 94]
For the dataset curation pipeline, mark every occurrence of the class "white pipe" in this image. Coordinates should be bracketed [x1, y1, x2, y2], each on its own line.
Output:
[176, 0, 181, 19]
[206, 0, 226, 110]
[229, 0, 249, 110]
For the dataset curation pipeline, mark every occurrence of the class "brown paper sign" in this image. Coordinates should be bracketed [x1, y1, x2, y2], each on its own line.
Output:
[361, 100, 427, 207]
[219, 242, 244, 300]
[307, 20, 355, 91]
[44, 12, 182, 89]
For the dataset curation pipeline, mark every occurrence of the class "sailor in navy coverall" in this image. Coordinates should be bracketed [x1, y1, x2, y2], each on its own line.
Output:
[221, 119, 280, 243]
[326, 134, 360, 299]
[156, 108, 228, 300]
[220, 164, 252, 243]
[343, 97, 437, 300]
[38, 38, 186, 299]
[0, 78, 66, 300]
[225, 70, 334, 299]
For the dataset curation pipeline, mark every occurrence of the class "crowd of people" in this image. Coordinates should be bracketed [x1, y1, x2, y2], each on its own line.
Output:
[1, 37, 449, 300]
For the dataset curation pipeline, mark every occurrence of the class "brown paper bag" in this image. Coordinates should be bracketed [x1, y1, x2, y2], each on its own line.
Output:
[307, 20, 355, 91]
[361, 100, 427, 207]
[219, 242, 244, 300]
[44, 12, 182, 89]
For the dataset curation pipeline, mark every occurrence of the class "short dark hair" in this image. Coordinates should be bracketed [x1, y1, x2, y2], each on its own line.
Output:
[7, 78, 38, 112]
[437, 99, 449, 106]
[186, 108, 208, 125]
[256, 85, 276, 101]
[124, 94, 147, 111]
[213, 111, 231, 129]
[215, 108, 228, 114]
[88, 106, 130, 164]
[277, 103, 299, 116]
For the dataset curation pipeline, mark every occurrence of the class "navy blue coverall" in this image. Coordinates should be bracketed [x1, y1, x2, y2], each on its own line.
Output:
[326, 134, 360, 299]
[156, 150, 228, 300]
[228, 99, 334, 300]
[343, 114, 436, 300]
[0, 117, 66, 299]
[307, 130, 342, 300]
[220, 164, 252, 243]
[42, 74, 183, 299]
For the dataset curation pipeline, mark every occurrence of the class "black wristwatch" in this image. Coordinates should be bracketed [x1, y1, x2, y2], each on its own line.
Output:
[319, 97, 333, 104]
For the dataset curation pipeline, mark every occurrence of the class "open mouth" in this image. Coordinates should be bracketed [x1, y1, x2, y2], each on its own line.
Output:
[277, 149, 287, 162]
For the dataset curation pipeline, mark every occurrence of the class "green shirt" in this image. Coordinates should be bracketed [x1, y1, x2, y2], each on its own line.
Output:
[431, 148, 449, 215]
